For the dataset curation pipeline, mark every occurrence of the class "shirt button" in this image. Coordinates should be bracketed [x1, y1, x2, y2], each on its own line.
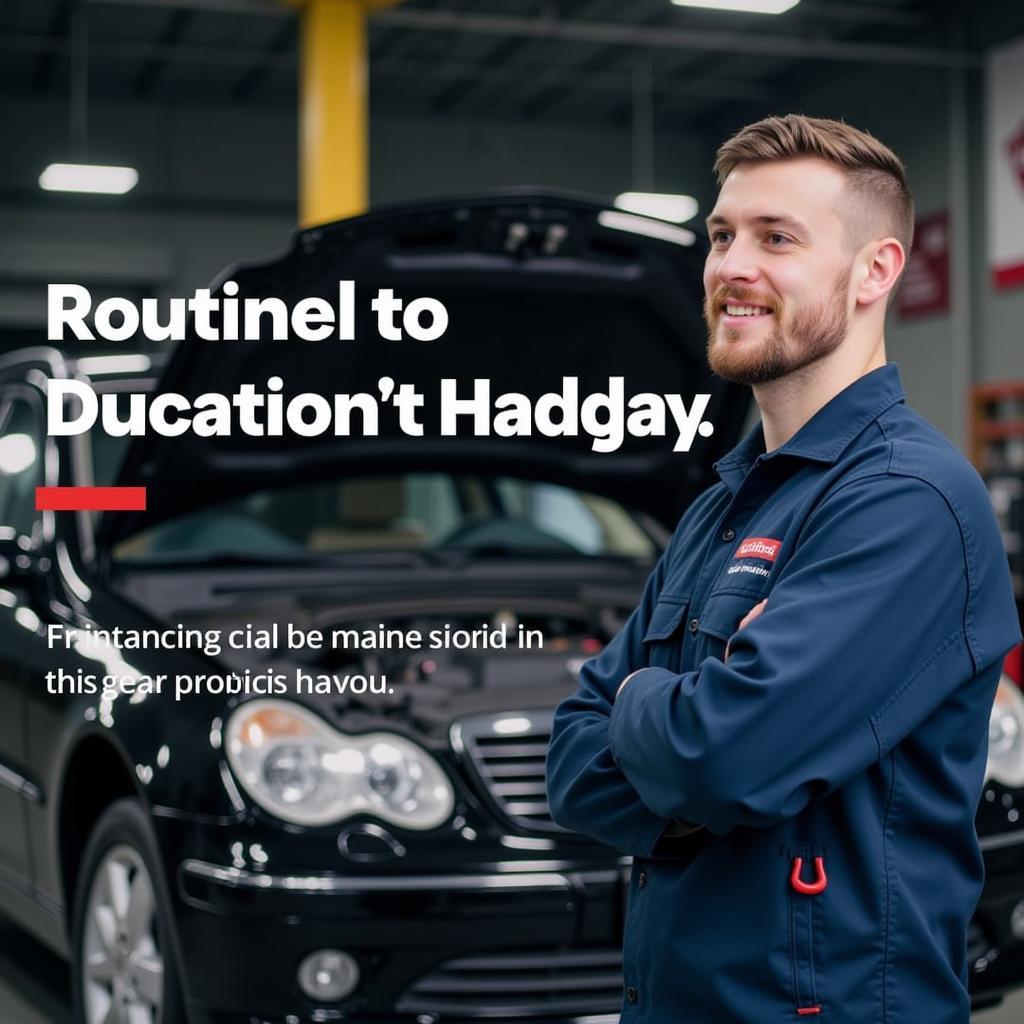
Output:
[688, 618, 699, 634]
[638, 871, 647, 889]
[626, 986, 638, 1003]
[722, 528, 735, 541]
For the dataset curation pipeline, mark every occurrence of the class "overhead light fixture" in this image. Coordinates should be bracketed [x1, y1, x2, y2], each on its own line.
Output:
[75, 355, 152, 376]
[615, 192, 698, 224]
[670, 0, 801, 13]
[39, 10, 139, 197]
[598, 211, 696, 247]
[39, 163, 138, 195]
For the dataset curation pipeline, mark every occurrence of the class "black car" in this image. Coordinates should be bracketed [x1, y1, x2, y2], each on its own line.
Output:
[0, 193, 1022, 1024]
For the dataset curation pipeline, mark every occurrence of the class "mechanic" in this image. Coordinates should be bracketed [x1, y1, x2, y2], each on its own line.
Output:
[545, 114, 1022, 1023]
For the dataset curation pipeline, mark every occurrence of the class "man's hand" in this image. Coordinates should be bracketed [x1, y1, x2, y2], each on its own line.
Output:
[616, 669, 642, 700]
[725, 599, 767, 663]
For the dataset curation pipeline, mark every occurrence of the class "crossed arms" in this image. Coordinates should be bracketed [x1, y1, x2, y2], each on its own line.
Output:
[545, 473, 994, 848]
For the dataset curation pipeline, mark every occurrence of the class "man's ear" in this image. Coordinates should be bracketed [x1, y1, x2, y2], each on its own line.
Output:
[855, 238, 906, 308]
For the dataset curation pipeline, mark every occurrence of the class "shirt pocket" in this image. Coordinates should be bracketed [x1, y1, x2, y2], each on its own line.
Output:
[695, 588, 769, 663]
[642, 595, 689, 672]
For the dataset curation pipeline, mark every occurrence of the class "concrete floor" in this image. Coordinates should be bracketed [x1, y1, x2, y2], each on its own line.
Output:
[0, 919, 72, 1023]
[0, 916, 1022, 1023]
[975, 993, 1024, 1023]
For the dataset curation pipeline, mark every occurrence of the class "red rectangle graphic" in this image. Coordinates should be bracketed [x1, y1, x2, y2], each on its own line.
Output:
[35, 487, 147, 512]
[735, 537, 781, 562]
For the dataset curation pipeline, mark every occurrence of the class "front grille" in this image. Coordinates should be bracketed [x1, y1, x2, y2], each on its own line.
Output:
[395, 946, 624, 1018]
[453, 710, 563, 832]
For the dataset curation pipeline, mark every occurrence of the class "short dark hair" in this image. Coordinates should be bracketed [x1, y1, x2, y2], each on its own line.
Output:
[714, 114, 914, 256]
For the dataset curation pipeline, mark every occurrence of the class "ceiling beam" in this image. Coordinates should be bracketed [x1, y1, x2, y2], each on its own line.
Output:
[132, 8, 195, 98]
[86, 0, 289, 15]
[428, 0, 613, 116]
[430, 32, 540, 115]
[791, 1, 929, 27]
[81, 0, 978, 69]
[32, 0, 73, 95]
[1, 32, 296, 71]
[378, 54, 773, 104]
[372, 0, 483, 109]
[86, 0, 931, 29]
[371, 8, 980, 69]
[0, 32, 774, 105]
[518, 4, 673, 120]
[231, 18, 297, 104]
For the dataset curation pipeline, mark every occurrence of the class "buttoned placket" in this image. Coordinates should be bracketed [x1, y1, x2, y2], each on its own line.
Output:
[622, 860, 654, 1013]
[619, 458, 809, 1017]
[620, 467, 769, 1017]
[622, 858, 644, 1016]
[685, 463, 770, 650]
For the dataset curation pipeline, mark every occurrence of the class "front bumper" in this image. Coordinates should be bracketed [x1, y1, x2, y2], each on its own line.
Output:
[157, 813, 1024, 1024]
[173, 853, 627, 1024]
[970, 833, 1024, 1006]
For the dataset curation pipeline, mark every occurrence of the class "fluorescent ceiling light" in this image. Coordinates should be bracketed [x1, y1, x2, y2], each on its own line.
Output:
[39, 163, 139, 195]
[598, 211, 696, 246]
[670, 0, 800, 13]
[76, 355, 152, 376]
[615, 192, 699, 224]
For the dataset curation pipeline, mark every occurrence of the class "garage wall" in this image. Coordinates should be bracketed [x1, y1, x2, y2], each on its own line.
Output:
[738, 56, 1024, 447]
[373, 112, 717, 212]
[985, 290, 1024, 382]
[766, 63, 963, 441]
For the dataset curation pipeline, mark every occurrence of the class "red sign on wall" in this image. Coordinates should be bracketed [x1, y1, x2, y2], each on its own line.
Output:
[987, 41, 1024, 291]
[998, 121, 1024, 289]
[897, 211, 950, 319]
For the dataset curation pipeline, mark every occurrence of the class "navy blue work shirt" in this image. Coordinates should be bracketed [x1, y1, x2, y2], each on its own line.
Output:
[546, 364, 1021, 1023]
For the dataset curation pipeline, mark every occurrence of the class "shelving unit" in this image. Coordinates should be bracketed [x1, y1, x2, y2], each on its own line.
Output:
[970, 383, 1024, 601]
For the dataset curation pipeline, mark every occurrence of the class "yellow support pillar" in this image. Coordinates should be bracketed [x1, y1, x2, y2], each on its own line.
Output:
[296, 0, 399, 228]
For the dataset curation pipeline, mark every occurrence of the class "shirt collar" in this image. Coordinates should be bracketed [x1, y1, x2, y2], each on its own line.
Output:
[713, 363, 906, 493]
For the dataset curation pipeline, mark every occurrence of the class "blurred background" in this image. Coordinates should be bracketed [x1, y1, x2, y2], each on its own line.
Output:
[2, 1, 1024, 1019]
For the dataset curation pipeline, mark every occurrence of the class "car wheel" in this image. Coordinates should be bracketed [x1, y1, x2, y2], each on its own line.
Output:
[71, 798, 187, 1024]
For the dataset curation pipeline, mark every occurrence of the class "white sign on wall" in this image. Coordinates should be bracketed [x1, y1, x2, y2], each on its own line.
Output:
[987, 37, 1024, 291]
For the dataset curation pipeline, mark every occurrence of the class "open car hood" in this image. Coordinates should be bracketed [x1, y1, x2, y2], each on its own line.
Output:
[103, 190, 749, 546]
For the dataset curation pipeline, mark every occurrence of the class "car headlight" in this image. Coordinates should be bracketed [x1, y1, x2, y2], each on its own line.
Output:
[225, 699, 455, 828]
[987, 676, 1024, 789]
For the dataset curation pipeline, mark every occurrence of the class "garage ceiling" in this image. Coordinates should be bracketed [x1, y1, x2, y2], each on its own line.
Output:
[1, 0, 1021, 128]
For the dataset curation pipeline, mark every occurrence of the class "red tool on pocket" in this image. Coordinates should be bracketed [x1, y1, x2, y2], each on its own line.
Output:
[790, 855, 828, 895]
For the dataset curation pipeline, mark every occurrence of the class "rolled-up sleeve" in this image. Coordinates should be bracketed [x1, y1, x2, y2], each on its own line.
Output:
[608, 472, 1013, 835]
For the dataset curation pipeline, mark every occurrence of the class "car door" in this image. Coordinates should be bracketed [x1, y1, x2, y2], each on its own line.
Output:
[0, 383, 44, 889]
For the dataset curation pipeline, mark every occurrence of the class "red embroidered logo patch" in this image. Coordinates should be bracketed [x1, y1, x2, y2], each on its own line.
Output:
[735, 537, 781, 562]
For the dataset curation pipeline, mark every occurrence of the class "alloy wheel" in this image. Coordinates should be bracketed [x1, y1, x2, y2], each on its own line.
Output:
[81, 843, 165, 1024]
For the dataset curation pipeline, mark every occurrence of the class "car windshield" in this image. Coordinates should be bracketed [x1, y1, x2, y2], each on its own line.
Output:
[111, 473, 657, 563]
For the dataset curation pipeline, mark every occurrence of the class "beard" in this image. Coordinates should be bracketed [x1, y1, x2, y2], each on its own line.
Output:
[704, 268, 851, 386]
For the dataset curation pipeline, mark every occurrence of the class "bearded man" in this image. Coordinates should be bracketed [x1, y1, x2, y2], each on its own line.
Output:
[545, 114, 1021, 1023]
